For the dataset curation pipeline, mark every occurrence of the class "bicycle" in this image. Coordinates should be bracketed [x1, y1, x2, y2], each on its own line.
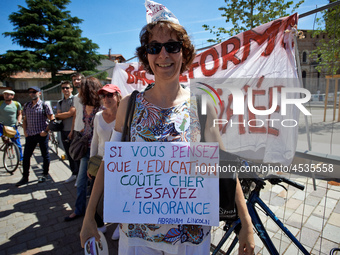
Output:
[48, 130, 59, 155]
[330, 248, 340, 255]
[211, 161, 310, 255]
[0, 123, 20, 174]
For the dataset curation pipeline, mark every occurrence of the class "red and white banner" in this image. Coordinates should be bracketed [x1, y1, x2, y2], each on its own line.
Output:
[111, 14, 302, 165]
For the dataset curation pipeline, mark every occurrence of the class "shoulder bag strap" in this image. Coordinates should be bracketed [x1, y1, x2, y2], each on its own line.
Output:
[121, 90, 139, 142]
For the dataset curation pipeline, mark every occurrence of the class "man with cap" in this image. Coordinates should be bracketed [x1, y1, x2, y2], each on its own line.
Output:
[0, 89, 23, 161]
[16, 86, 55, 187]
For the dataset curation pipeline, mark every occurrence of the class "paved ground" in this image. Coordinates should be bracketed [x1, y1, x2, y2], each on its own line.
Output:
[211, 106, 340, 254]
[0, 106, 339, 255]
[210, 175, 340, 254]
[0, 135, 119, 255]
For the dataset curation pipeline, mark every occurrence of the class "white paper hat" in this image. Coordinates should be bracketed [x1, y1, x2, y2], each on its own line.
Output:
[145, 0, 180, 24]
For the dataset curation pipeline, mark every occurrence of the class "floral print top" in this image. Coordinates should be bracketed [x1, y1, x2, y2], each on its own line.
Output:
[120, 92, 210, 254]
[82, 105, 103, 147]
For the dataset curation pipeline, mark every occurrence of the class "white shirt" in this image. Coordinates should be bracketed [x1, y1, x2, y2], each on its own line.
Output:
[90, 111, 115, 158]
[73, 94, 84, 132]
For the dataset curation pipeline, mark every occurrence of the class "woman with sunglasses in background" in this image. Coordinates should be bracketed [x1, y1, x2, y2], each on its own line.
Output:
[80, 18, 254, 255]
[88, 84, 122, 239]
[65, 77, 103, 222]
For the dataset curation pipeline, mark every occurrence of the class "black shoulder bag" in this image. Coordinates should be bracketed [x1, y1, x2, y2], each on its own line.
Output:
[121, 90, 139, 142]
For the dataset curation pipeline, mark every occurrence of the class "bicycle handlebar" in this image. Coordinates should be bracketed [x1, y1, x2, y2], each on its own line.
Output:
[0, 122, 22, 129]
[239, 161, 305, 191]
[266, 175, 305, 191]
[280, 176, 305, 190]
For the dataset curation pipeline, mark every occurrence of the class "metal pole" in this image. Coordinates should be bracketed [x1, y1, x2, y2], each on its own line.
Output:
[299, 0, 340, 18]
[193, 1, 340, 54]
[42, 64, 116, 93]
[294, 33, 316, 190]
[294, 35, 312, 152]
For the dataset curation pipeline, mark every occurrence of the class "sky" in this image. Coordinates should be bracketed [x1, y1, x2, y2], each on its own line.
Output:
[0, 0, 330, 62]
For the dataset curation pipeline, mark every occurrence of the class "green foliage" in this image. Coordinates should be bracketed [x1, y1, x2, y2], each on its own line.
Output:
[82, 70, 108, 81]
[310, 1, 340, 75]
[203, 0, 304, 43]
[0, 0, 104, 83]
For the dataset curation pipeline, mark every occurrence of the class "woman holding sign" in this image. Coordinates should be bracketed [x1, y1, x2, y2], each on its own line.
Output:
[80, 2, 254, 255]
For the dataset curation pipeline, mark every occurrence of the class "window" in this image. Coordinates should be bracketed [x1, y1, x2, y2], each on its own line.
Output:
[302, 51, 307, 63]
[19, 81, 28, 90]
[302, 71, 307, 88]
[38, 81, 47, 87]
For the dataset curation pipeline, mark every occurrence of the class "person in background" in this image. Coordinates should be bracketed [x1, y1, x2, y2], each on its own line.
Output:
[69, 72, 85, 186]
[55, 81, 77, 183]
[80, 17, 254, 255]
[16, 86, 54, 187]
[88, 84, 122, 239]
[0, 90, 23, 162]
[64, 77, 103, 221]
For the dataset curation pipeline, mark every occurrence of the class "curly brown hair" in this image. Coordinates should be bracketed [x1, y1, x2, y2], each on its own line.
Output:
[136, 20, 196, 75]
[79, 77, 102, 107]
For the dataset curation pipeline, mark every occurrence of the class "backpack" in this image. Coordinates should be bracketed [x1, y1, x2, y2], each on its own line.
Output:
[0, 100, 20, 117]
[0, 100, 20, 108]
[23, 101, 50, 118]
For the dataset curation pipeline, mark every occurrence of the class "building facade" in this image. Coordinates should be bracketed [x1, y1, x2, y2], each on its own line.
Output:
[297, 29, 339, 96]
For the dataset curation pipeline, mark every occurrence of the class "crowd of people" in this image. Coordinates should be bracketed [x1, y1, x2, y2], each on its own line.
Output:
[0, 73, 124, 238]
[0, 1, 256, 254]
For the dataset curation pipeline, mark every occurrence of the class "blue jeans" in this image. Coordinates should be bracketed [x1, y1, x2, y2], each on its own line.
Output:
[22, 134, 50, 179]
[74, 149, 90, 216]
[11, 128, 23, 161]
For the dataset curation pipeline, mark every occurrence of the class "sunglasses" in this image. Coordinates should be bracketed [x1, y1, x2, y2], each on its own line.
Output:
[28, 91, 37, 94]
[145, 41, 182, 55]
[99, 93, 114, 99]
[62, 87, 70, 90]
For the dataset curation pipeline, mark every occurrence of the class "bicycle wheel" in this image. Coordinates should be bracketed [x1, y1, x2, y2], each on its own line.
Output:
[49, 132, 58, 155]
[3, 143, 20, 174]
[54, 139, 58, 155]
[53, 133, 59, 155]
[211, 220, 240, 255]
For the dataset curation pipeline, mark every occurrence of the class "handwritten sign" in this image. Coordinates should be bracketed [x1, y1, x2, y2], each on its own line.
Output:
[103, 142, 219, 226]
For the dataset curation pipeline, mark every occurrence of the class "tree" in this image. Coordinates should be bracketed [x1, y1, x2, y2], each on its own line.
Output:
[310, 0, 340, 75]
[203, 0, 304, 43]
[0, 0, 104, 83]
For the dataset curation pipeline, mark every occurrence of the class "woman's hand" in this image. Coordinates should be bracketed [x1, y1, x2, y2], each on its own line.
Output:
[80, 215, 100, 248]
[87, 171, 93, 180]
[238, 223, 255, 255]
[80, 162, 105, 247]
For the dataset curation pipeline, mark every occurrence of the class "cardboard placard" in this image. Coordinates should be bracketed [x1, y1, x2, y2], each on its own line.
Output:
[103, 142, 219, 226]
